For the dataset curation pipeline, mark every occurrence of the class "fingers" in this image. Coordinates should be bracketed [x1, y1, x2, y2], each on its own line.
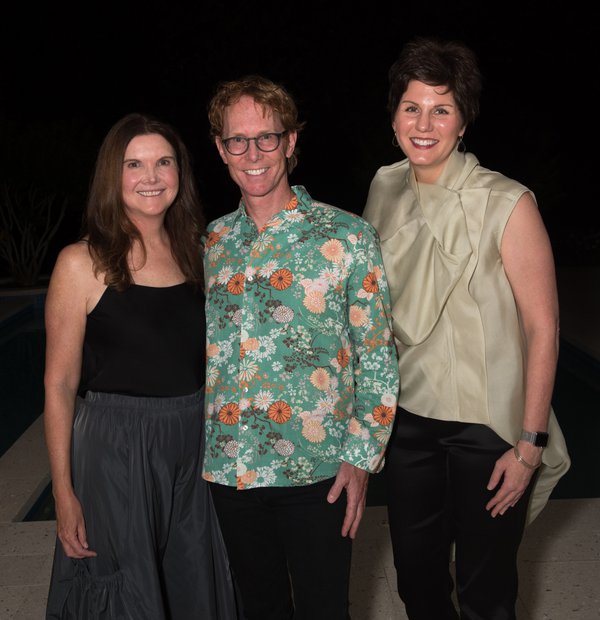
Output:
[486, 463, 503, 491]
[59, 534, 97, 558]
[327, 478, 343, 504]
[486, 473, 530, 517]
[484, 448, 534, 517]
[341, 492, 365, 538]
[336, 476, 357, 537]
[75, 523, 95, 555]
[331, 462, 369, 537]
[486, 489, 524, 517]
[348, 501, 365, 539]
[57, 522, 97, 559]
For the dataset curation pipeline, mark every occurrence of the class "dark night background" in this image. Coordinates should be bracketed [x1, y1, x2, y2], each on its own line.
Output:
[0, 1, 595, 277]
[0, 2, 599, 503]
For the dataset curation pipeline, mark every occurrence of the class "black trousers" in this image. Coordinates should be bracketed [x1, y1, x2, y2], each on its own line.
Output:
[210, 478, 352, 620]
[385, 408, 535, 620]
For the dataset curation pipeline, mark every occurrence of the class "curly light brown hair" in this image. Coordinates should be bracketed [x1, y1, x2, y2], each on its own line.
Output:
[207, 74, 305, 173]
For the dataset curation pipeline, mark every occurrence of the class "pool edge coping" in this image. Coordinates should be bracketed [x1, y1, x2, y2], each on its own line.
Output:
[0, 415, 51, 523]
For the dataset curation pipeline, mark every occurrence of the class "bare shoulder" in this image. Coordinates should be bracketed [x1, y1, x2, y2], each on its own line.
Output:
[52, 241, 94, 275]
[503, 191, 549, 248]
[501, 190, 555, 292]
[512, 191, 539, 217]
[48, 241, 106, 312]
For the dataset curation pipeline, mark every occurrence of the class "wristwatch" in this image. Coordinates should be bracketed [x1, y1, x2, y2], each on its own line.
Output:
[520, 430, 549, 447]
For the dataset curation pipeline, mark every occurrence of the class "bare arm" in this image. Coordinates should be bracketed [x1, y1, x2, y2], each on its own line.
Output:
[486, 192, 559, 516]
[43, 242, 100, 557]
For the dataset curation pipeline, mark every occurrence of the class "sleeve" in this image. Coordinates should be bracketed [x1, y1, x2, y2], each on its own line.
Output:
[340, 219, 400, 473]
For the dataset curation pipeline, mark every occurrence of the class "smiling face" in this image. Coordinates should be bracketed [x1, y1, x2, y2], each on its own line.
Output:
[121, 133, 179, 224]
[215, 95, 297, 212]
[392, 80, 466, 184]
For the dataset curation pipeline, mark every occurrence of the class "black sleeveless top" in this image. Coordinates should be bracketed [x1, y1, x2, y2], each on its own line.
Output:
[79, 283, 206, 397]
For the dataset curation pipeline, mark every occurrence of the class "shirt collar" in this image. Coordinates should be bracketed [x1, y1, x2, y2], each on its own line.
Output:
[233, 185, 314, 228]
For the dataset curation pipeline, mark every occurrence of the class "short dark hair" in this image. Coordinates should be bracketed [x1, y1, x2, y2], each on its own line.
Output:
[387, 36, 482, 126]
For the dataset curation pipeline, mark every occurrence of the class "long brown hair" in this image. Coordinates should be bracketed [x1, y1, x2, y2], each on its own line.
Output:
[83, 112, 205, 290]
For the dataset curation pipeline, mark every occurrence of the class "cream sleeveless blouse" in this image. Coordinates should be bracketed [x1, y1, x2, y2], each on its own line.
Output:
[363, 150, 570, 523]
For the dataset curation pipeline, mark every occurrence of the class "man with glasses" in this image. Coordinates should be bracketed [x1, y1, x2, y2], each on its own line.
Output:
[202, 74, 399, 620]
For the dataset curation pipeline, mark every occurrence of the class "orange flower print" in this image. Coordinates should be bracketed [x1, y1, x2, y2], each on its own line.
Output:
[303, 290, 326, 313]
[320, 239, 344, 262]
[336, 348, 350, 368]
[372, 405, 395, 426]
[362, 272, 379, 293]
[240, 470, 257, 485]
[205, 231, 221, 248]
[268, 400, 292, 424]
[285, 195, 299, 210]
[270, 268, 293, 290]
[218, 403, 240, 425]
[310, 368, 330, 391]
[349, 304, 368, 327]
[243, 338, 259, 351]
[348, 418, 362, 435]
[302, 419, 326, 443]
[206, 343, 220, 358]
[227, 273, 245, 295]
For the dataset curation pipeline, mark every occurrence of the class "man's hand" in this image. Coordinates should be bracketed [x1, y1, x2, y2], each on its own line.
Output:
[328, 462, 369, 538]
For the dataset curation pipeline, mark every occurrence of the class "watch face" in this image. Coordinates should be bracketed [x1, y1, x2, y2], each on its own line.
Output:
[536, 432, 549, 447]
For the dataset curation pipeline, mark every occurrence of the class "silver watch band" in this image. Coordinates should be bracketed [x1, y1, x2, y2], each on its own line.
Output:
[520, 430, 548, 446]
[521, 430, 538, 444]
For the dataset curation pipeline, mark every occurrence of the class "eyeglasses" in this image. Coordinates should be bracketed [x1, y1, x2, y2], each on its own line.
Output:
[221, 131, 288, 155]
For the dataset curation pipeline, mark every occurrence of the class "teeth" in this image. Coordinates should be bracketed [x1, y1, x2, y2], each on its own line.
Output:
[138, 190, 162, 197]
[412, 138, 437, 146]
[245, 168, 268, 176]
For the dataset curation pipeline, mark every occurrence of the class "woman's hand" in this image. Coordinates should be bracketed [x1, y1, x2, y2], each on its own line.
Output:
[54, 491, 97, 559]
[485, 443, 541, 517]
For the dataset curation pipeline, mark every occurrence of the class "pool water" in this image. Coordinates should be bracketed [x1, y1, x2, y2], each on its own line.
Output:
[0, 294, 46, 459]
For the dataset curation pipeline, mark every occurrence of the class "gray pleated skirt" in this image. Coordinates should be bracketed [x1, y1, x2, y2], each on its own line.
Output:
[46, 389, 240, 619]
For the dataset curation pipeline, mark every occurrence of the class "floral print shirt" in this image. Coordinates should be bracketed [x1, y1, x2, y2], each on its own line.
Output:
[202, 185, 399, 489]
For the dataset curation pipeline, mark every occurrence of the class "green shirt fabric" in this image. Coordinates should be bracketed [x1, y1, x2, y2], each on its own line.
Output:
[202, 185, 399, 489]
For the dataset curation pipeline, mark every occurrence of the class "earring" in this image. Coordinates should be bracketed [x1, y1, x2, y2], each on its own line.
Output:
[457, 136, 466, 153]
[392, 133, 400, 148]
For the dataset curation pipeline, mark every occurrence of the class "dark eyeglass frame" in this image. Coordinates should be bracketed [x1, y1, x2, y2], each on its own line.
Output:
[221, 131, 288, 155]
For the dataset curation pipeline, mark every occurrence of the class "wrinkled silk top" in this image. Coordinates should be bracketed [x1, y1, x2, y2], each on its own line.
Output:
[363, 149, 570, 523]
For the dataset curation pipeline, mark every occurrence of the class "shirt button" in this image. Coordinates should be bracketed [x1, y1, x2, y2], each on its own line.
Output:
[241, 425, 248, 431]
[243, 387, 249, 392]
[247, 275, 253, 282]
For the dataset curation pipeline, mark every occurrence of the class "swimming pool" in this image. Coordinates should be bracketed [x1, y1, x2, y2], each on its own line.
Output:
[0, 291, 46, 459]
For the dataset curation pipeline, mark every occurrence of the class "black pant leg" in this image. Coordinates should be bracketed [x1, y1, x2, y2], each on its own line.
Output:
[209, 482, 294, 620]
[449, 423, 534, 620]
[384, 409, 459, 620]
[209, 479, 352, 620]
[277, 479, 352, 620]
[385, 408, 533, 620]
